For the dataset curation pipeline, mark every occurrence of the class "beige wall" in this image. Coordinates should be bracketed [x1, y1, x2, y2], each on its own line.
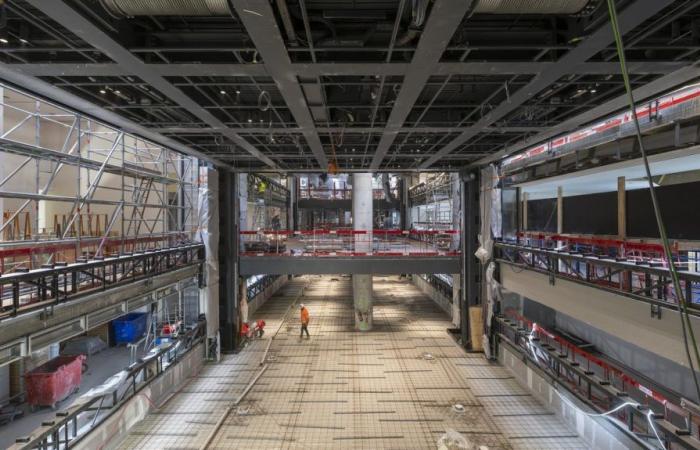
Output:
[0, 90, 169, 240]
[501, 265, 700, 370]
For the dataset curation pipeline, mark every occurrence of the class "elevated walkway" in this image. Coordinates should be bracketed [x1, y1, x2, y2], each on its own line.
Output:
[240, 230, 460, 275]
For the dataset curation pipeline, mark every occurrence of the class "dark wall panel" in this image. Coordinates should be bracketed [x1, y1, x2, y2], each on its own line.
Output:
[526, 198, 557, 233]
[627, 181, 700, 240]
[563, 191, 617, 235]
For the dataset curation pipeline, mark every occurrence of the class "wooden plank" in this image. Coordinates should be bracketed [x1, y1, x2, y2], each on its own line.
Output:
[469, 306, 483, 351]
[617, 176, 626, 238]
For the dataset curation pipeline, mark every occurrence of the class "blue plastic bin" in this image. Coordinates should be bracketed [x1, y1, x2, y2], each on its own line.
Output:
[112, 313, 148, 344]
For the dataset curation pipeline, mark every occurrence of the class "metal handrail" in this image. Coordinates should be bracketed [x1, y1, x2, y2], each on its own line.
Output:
[12, 319, 206, 449]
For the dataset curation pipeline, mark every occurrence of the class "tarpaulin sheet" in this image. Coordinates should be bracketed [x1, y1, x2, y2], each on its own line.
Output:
[197, 168, 219, 339]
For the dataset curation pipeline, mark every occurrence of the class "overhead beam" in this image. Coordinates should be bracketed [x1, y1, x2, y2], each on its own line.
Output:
[10, 61, 687, 77]
[420, 0, 678, 169]
[473, 63, 700, 166]
[231, 0, 327, 169]
[154, 125, 546, 134]
[25, 0, 277, 168]
[0, 63, 225, 168]
[369, 0, 473, 170]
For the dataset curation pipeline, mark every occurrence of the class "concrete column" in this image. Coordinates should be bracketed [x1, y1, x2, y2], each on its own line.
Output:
[352, 173, 373, 331]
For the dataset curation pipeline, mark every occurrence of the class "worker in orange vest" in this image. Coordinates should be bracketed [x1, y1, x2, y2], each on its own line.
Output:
[300, 304, 310, 338]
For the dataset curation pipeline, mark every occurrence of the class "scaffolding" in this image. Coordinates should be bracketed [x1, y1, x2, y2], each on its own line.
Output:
[0, 84, 200, 273]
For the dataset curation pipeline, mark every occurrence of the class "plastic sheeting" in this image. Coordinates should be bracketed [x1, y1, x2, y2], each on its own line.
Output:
[478, 165, 502, 359]
[198, 168, 220, 339]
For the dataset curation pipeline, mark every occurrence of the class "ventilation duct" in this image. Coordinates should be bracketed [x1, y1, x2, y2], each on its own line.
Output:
[473, 0, 596, 15]
[99, 0, 597, 17]
[99, 0, 230, 17]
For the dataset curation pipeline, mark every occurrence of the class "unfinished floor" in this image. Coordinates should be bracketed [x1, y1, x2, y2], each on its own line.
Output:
[117, 276, 589, 449]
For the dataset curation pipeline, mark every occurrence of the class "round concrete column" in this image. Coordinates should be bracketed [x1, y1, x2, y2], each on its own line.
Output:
[352, 173, 373, 330]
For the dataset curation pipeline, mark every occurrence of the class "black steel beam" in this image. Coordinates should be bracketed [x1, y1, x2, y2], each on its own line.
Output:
[10, 61, 688, 77]
[475, 64, 700, 167]
[370, 0, 474, 170]
[461, 171, 480, 348]
[239, 255, 460, 275]
[420, 0, 678, 169]
[24, 0, 278, 168]
[231, 0, 328, 169]
[218, 171, 239, 351]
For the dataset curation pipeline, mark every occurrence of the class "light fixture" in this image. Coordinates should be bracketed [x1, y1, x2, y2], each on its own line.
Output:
[220, 90, 227, 95]
[248, 117, 253, 123]
[0, 38, 8, 44]
[590, 88, 597, 94]
[352, 148, 356, 152]
[235, 88, 241, 95]
[19, 38, 28, 44]
[114, 90, 121, 94]
[99, 88, 107, 94]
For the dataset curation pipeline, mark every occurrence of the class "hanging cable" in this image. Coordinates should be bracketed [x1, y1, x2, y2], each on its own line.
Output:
[605, 0, 700, 402]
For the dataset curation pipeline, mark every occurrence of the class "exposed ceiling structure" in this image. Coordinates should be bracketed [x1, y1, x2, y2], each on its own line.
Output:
[0, 0, 699, 171]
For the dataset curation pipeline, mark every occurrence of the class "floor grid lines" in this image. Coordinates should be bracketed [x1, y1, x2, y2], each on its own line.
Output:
[117, 276, 589, 449]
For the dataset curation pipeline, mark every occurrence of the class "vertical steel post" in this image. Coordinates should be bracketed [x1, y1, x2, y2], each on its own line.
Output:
[461, 170, 480, 349]
[219, 170, 239, 351]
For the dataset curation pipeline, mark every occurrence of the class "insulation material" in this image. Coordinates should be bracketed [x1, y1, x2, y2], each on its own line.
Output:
[198, 168, 219, 338]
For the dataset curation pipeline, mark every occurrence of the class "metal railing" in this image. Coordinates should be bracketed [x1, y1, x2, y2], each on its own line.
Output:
[246, 274, 280, 300]
[495, 241, 700, 311]
[12, 319, 206, 450]
[240, 229, 460, 257]
[298, 187, 399, 201]
[418, 274, 453, 298]
[496, 311, 700, 449]
[0, 243, 204, 319]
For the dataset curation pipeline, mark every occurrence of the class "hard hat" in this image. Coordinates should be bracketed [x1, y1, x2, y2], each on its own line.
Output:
[300, 304, 305, 309]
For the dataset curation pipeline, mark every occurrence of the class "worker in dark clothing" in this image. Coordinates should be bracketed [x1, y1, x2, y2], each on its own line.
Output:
[300, 304, 310, 338]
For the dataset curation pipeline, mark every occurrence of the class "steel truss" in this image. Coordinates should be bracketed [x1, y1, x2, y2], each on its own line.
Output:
[0, 243, 203, 319]
[495, 241, 700, 314]
[0, 83, 200, 274]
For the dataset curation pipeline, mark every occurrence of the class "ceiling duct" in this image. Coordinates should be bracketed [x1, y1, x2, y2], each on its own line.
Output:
[99, 0, 231, 17]
[472, 0, 597, 15]
[100, 0, 596, 18]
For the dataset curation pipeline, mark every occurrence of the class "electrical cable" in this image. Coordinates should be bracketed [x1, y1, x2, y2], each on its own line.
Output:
[524, 328, 664, 449]
[605, 0, 700, 403]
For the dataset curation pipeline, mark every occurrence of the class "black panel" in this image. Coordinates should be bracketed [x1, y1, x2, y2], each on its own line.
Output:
[627, 181, 700, 240]
[563, 191, 617, 235]
[526, 198, 557, 233]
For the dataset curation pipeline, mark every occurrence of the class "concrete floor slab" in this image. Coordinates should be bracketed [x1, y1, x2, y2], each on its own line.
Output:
[116, 275, 591, 449]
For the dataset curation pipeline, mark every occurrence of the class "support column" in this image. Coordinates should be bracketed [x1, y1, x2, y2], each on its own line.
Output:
[556, 186, 563, 234]
[461, 171, 481, 349]
[352, 173, 373, 331]
[521, 191, 528, 232]
[617, 176, 626, 239]
[199, 167, 219, 346]
[218, 170, 239, 351]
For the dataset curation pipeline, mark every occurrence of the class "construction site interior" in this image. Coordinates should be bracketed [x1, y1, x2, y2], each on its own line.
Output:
[0, 0, 699, 449]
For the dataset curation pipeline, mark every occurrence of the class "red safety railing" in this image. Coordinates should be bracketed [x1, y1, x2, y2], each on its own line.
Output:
[516, 231, 679, 262]
[239, 229, 460, 257]
[298, 187, 400, 201]
[503, 308, 695, 425]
